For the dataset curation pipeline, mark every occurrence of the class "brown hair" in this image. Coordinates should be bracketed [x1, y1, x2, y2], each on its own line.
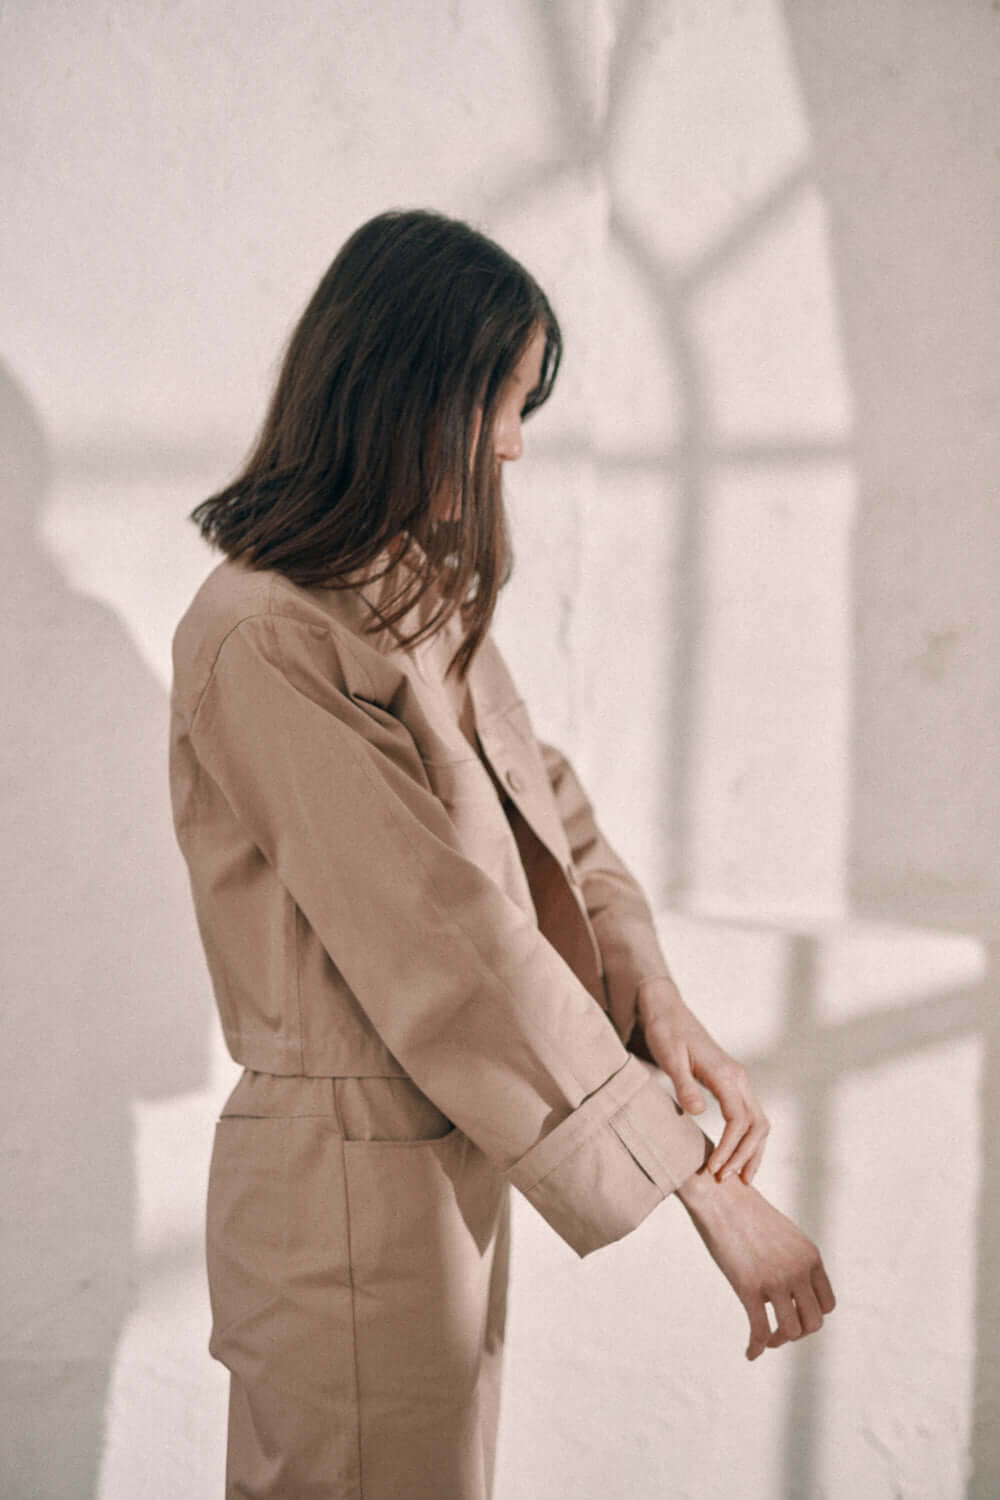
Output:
[189, 208, 562, 678]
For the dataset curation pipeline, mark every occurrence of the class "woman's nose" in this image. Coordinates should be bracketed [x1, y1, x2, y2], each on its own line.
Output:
[493, 411, 523, 463]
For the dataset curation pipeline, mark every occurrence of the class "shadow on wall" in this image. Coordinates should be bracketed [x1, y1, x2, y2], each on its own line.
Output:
[782, 7, 1000, 1497]
[0, 360, 212, 1499]
[781, 7, 1000, 928]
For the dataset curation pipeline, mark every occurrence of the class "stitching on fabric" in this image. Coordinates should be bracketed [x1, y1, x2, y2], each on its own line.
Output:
[314, 616, 379, 701]
[188, 610, 270, 729]
[340, 1136, 366, 1497]
[607, 1118, 662, 1190]
[609, 1113, 659, 1186]
[611, 1102, 692, 1194]
[187, 575, 279, 729]
[189, 578, 380, 734]
[512, 1057, 641, 1191]
[291, 896, 306, 1074]
[330, 1077, 345, 1137]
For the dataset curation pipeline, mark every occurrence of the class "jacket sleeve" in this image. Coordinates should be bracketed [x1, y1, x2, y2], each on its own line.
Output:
[536, 738, 675, 1047]
[185, 612, 707, 1256]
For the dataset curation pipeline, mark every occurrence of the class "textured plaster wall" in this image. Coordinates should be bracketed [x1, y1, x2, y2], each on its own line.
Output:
[1, 3, 997, 1498]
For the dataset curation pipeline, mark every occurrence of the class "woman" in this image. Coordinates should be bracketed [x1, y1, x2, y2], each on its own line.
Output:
[169, 209, 835, 1500]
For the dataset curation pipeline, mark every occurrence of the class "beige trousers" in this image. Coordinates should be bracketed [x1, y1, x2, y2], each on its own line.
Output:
[206, 1071, 511, 1500]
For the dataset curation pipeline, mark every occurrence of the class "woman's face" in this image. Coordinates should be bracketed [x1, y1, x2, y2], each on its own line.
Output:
[486, 322, 547, 466]
[433, 324, 547, 521]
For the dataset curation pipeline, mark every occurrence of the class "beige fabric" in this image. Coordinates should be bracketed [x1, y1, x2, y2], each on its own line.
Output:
[208, 1073, 509, 1499]
[169, 548, 708, 1498]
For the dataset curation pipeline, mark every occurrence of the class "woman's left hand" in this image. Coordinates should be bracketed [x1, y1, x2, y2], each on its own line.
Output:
[630, 975, 770, 1185]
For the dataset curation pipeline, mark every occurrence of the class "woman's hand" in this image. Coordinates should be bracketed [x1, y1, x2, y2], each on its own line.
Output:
[677, 1166, 836, 1360]
[631, 975, 769, 1184]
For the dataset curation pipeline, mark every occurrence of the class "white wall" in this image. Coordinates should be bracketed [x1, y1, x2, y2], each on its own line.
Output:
[2, 2, 997, 1497]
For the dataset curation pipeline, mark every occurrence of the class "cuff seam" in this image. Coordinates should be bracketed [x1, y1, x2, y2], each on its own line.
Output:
[610, 1106, 683, 1194]
[509, 1056, 648, 1194]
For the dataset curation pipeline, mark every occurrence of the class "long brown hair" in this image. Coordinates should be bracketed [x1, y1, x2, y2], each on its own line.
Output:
[189, 209, 562, 678]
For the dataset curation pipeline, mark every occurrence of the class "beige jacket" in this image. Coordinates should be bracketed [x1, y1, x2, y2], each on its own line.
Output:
[169, 549, 706, 1260]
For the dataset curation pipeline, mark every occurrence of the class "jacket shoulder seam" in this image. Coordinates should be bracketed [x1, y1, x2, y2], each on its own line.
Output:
[186, 577, 280, 728]
[189, 580, 378, 731]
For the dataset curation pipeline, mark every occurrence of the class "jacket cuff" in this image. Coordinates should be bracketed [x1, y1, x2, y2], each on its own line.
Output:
[507, 1055, 708, 1257]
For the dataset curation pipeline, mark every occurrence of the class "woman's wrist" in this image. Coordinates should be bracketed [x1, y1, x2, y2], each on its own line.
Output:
[675, 1135, 717, 1211]
[676, 1159, 750, 1229]
[636, 973, 684, 1030]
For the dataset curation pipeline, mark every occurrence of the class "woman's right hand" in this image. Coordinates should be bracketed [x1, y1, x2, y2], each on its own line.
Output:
[676, 1165, 836, 1361]
[632, 974, 771, 1185]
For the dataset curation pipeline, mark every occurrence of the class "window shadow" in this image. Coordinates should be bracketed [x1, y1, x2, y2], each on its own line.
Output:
[491, 0, 998, 1493]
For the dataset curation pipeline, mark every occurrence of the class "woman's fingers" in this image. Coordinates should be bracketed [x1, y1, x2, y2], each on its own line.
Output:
[812, 1259, 837, 1314]
[745, 1298, 771, 1362]
[661, 1045, 707, 1116]
[706, 1114, 746, 1177]
[766, 1291, 802, 1348]
[742, 1247, 833, 1362]
[706, 1079, 770, 1180]
[638, 986, 772, 1179]
[718, 1114, 771, 1183]
[738, 1132, 769, 1186]
[746, 1283, 824, 1362]
[790, 1279, 826, 1336]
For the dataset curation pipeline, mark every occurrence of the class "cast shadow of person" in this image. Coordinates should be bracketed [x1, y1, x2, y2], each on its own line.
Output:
[0, 359, 211, 1498]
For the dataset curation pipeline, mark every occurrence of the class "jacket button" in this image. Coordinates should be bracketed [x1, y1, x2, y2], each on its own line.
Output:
[505, 768, 524, 793]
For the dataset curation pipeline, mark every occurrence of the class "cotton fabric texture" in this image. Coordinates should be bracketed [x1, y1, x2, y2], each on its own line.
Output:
[168, 546, 707, 1499]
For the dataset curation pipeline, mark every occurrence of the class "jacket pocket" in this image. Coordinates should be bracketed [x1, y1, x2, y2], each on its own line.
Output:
[420, 752, 500, 811]
[420, 750, 530, 885]
[205, 1112, 357, 1411]
[205, 1115, 291, 1348]
[342, 1128, 506, 1408]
